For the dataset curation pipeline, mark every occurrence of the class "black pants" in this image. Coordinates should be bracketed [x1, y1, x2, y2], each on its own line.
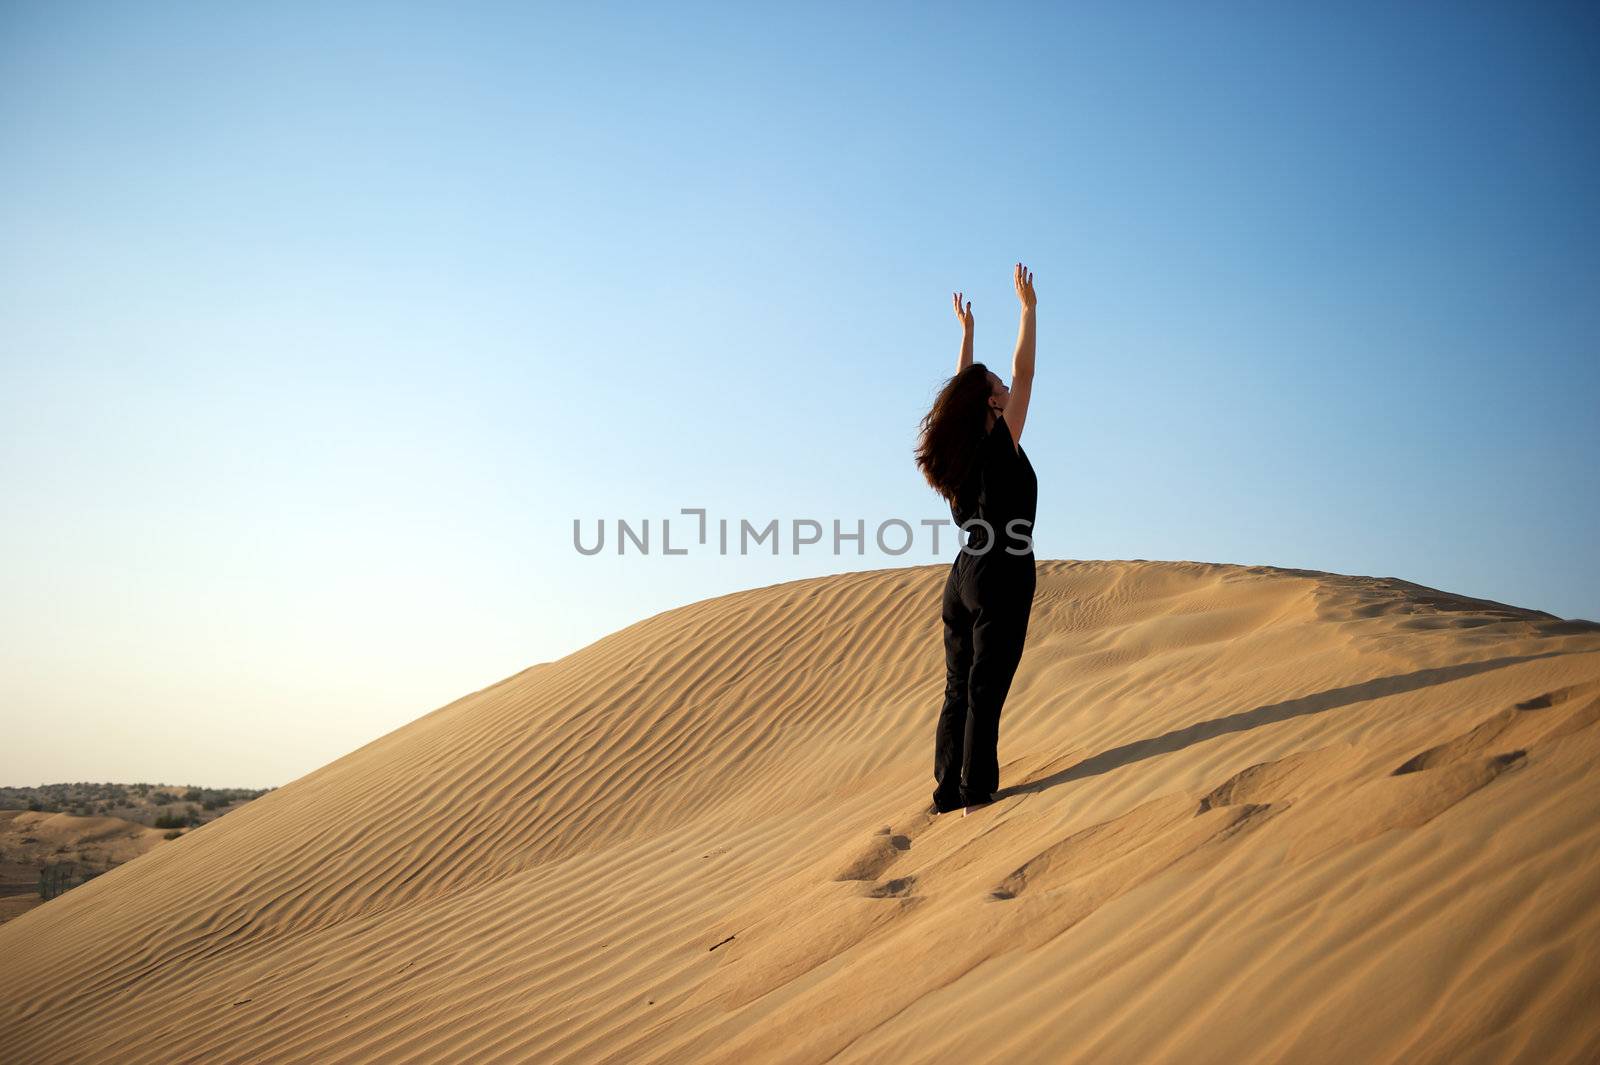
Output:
[933, 551, 1036, 810]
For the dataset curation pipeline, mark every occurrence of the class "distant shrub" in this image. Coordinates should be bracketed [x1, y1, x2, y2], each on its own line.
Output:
[153, 813, 187, 829]
[39, 862, 96, 900]
[183, 787, 203, 802]
[163, 830, 183, 840]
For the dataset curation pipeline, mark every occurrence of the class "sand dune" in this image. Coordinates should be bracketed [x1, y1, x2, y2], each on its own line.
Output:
[0, 811, 173, 926]
[2, 559, 1598, 1064]
[0, 810, 170, 869]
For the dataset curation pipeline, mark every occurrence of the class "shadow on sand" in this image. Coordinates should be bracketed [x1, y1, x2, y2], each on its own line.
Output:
[1004, 649, 1592, 799]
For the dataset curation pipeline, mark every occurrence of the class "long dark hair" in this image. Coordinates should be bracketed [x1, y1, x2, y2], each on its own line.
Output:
[915, 362, 993, 506]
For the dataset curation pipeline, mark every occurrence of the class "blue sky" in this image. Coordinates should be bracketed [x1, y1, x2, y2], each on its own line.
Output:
[2, 2, 1596, 788]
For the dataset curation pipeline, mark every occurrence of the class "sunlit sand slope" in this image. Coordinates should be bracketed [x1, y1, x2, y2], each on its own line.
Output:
[2, 560, 1598, 1065]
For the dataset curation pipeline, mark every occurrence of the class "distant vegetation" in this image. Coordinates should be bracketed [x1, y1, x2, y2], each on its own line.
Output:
[0, 783, 278, 914]
[37, 862, 104, 902]
[152, 809, 200, 830]
[0, 782, 275, 826]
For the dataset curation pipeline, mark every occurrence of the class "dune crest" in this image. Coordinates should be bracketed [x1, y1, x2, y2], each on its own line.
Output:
[2, 559, 1598, 1064]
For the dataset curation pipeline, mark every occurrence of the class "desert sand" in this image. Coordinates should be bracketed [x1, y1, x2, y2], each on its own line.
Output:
[2, 559, 1598, 1064]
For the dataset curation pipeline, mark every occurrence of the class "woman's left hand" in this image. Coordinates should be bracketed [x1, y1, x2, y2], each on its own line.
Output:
[952, 291, 974, 334]
[1014, 263, 1037, 311]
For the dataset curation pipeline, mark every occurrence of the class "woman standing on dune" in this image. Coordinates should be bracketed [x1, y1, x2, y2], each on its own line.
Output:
[915, 262, 1039, 815]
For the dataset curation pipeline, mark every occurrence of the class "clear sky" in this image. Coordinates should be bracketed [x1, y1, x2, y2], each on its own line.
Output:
[3, 2, 1596, 790]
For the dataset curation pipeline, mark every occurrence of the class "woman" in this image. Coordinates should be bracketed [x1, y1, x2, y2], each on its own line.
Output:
[914, 262, 1038, 816]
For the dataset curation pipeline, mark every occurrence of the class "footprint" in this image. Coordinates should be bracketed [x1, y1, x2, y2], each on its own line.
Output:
[866, 875, 916, 899]
[1392, 709, 1519, 775]
[1285, 750, 1527, 864]
[833, 832, 911, 883]
[831, 802, 940, 884]
[987, 795, 1283, 952]
[992, 786, 1203, 895]
[1393, 680, 1600, 775]
[1196, 742, 1361, 813]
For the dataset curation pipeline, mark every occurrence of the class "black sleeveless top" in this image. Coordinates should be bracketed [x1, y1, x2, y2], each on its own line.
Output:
[949, 413, 1037, 558]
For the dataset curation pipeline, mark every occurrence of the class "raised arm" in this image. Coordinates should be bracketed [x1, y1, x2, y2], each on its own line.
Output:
[952, 290, 974, 374]
[1005, 263, 1037, 446]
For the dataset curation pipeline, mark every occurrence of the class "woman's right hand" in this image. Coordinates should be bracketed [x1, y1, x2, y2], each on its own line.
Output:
[1014, 263, 1036, 310]
[952, 291, 974, 334]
